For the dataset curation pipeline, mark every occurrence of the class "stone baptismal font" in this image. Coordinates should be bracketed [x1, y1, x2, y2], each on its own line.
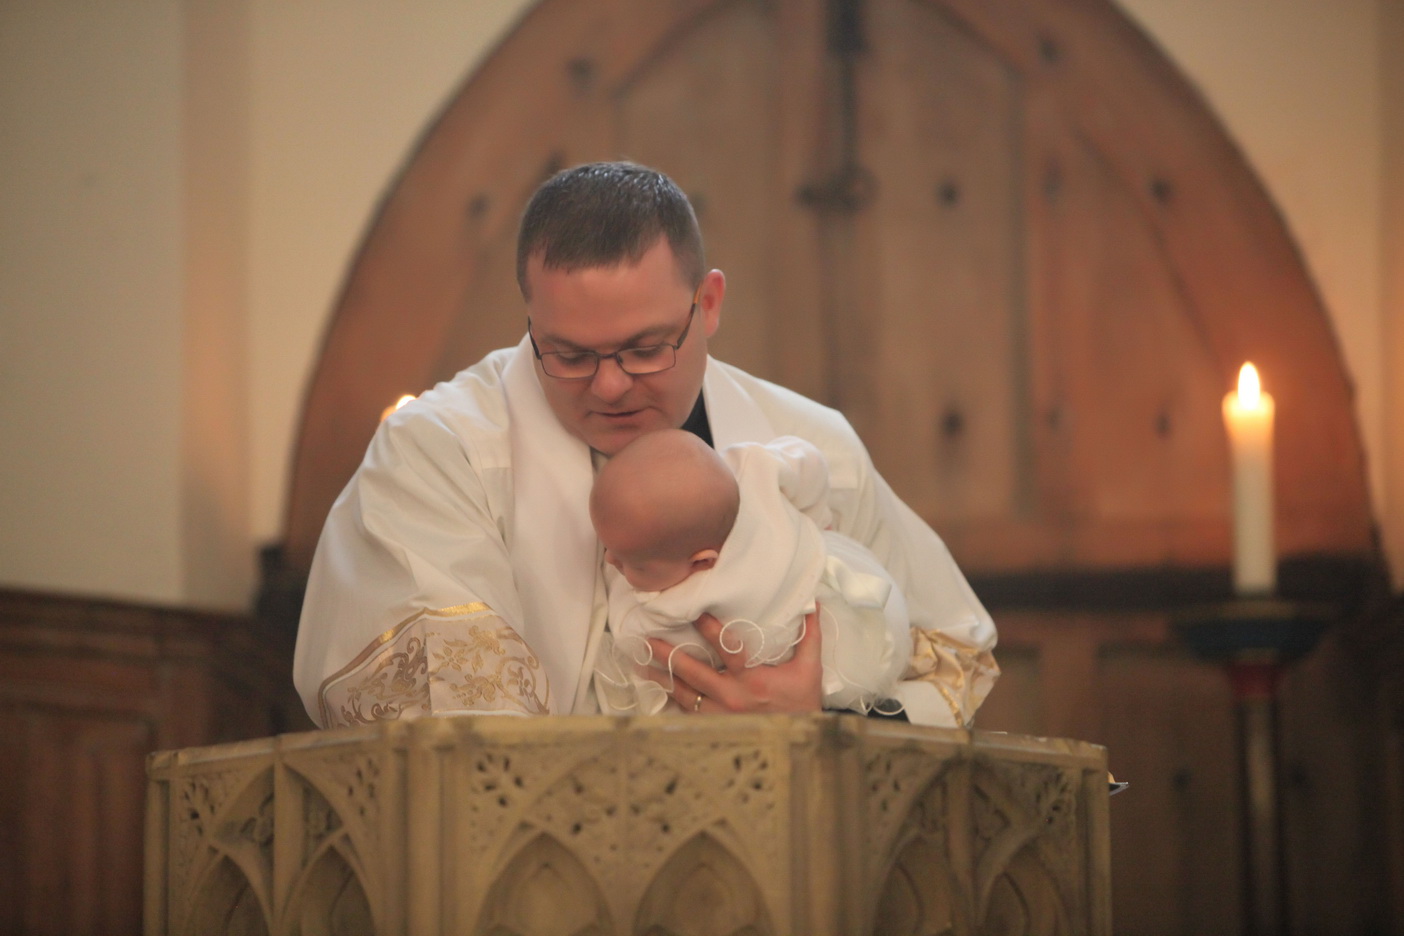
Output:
[146, 714, 1111, 935]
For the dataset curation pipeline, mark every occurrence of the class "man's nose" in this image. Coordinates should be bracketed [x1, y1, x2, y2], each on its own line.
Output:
[589, 355, 634, 401]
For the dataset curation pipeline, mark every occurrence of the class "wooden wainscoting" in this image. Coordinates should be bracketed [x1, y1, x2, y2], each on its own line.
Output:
[971, 560, 1398, 936]
[0, 589, 310, 936]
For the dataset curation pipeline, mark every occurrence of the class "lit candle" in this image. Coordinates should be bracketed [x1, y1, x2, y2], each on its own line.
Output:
[380, 394, 416, 422]
[1222, 363, 1275, 595]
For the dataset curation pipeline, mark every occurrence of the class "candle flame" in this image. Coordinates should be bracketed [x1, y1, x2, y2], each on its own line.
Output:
[1237, 363, 1261, 406]
[380, 394, 416, 422]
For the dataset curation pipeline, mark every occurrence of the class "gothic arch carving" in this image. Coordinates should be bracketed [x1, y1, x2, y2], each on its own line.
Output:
[873, 834, 970, 936]
[286, 846, 376, 936]
[983, 848, 1074, 936]
[184, 855, 270, 936]
[870, 756, 1089, 934]
[176, 767, 276, 935]
[476, 832, 615, 936]
[633, 831, 773, 936]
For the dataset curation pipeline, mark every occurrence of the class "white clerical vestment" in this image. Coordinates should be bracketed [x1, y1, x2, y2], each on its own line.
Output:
[293, 336, 998, 729]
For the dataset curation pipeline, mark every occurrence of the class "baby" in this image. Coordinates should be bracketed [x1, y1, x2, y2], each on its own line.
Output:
[589, 428, 909, 715]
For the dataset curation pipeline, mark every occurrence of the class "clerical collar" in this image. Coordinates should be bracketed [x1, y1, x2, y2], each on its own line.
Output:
[680, 392, 713, 447]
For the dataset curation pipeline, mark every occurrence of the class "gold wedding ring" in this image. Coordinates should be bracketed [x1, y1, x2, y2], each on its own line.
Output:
[693, 692, 704, 712]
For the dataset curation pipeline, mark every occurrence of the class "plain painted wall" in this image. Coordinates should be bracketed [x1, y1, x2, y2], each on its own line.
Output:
[0, 0, 1397, 609]
[1, 1, 186, 601]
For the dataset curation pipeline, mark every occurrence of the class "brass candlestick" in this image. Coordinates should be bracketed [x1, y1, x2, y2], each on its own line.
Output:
[1174, 597, 1332, 936]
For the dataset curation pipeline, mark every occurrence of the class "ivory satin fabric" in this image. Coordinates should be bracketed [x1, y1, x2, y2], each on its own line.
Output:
[294, 337, 998, 728]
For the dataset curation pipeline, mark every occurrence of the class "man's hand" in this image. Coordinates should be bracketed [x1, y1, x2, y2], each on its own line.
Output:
[645, 606, 823, 714]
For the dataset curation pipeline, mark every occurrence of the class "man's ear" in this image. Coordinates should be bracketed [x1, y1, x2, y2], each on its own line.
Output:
[689, 548, 719, 571]
[697, 269, 725, 338]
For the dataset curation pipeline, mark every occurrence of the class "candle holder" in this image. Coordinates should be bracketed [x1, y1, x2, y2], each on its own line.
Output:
[1173, 597, 1334, 936]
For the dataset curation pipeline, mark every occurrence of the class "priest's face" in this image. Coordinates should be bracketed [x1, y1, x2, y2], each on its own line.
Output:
[524, 239, 724, 456]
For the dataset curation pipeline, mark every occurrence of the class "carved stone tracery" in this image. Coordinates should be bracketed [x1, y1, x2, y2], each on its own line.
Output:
[865, 745, 953, 859]
[147, 716, 1109, 936]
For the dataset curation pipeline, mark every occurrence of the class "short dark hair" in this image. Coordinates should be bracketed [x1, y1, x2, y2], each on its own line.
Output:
[516, 162, 705, 299]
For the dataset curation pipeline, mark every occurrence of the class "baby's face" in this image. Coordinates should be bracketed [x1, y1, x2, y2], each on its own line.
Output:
[603, 545, 697, 592]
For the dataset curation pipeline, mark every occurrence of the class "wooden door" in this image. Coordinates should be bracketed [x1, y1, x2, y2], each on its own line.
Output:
[286, 0, 1372, 576]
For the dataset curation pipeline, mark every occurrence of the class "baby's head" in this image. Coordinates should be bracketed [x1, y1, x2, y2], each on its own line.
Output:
[590, 429, 740, 591]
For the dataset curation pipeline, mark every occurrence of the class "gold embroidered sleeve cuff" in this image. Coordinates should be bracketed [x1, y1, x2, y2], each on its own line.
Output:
[898, 627, 1001, 727]
[317, 604, 552, 728]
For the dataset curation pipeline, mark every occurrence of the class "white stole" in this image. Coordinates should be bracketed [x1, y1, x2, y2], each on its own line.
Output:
[502, 336, 777, 712]
[503, 337, 597, 713]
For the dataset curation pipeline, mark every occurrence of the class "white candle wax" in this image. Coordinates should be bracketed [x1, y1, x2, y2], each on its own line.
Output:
[1222, 363, 1276, 595]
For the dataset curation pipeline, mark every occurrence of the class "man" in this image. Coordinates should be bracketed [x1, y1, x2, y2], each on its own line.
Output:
[293, 162, 997, 728]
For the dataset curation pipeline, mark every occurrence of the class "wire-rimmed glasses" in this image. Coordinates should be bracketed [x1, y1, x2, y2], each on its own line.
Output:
[528, 297, 699, 380]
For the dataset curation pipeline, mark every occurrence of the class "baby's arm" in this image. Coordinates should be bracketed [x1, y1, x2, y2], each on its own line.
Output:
[733, 436, 834, 529]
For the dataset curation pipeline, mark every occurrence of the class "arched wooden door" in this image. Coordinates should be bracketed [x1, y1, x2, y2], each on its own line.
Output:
[285, 0, 1373, 580]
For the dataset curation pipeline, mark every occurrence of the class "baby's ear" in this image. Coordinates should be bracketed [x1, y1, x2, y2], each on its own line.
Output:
[690, 548, 719, 571]
[603, 547, 623, 572]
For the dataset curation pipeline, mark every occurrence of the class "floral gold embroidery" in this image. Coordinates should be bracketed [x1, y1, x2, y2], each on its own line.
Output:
[336, 634, 430, 726]
[319, 606, 551, 727]
[433, 625, 549, 714]
[434, 626, 508, 672]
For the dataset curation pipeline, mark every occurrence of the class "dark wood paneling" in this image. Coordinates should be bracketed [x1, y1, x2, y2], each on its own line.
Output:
[0, 589, 309, 936]
[976, 565, 1397, 935]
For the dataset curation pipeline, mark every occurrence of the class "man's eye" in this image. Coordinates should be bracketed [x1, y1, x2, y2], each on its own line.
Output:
[626, 345, 669, 361]
[554, 352, 595, 367]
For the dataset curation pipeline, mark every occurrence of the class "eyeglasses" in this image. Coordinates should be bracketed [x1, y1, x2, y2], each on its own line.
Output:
[528, 296, 699, 380]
